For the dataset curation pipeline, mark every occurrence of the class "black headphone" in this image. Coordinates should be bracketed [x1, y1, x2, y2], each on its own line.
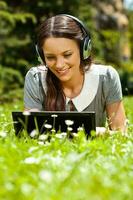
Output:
[35, 14, 92, 64]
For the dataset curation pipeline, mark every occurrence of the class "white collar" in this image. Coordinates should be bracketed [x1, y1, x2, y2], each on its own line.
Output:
[41, 64, 99, 111]
[66, 64, 99, 111]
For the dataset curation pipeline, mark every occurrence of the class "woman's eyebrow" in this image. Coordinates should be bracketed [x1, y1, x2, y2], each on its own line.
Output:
[45, 50, 72, 55]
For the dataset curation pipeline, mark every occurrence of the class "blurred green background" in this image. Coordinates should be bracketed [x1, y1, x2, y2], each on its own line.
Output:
[0, 0, 133, 103]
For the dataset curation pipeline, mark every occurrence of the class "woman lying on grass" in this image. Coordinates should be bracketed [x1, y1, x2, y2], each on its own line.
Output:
[24, 14, 126, 133]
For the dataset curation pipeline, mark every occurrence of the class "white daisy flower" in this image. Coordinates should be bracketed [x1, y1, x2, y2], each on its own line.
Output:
[39, 170, 52, 183]
[22, 111, 31, 116]
[28, 146, 38, 153]
[44, 124, 52, 129]
[38, 134, 48, 141]
[51, 114, 58, 118]
[112, 144, 116, 154]
[72, 133, 78, 137]
[21, 183, 32, 195]
[30, 130, 38, 138]
[96, 127, 106, 135]
[55, 133, 66, 139]
[65, 120, 74, 126]
[67, 127, 73, 131]
[44, 141, 50, 146]
[24, 157, 39, 164]
[0, 131, 7, 138]
[51, 129, 56, 133]
[38, 141, 44, 145]
[61, 132, 67, 137]
[77, 127, 84, 131]
[1, 113, 6, 117]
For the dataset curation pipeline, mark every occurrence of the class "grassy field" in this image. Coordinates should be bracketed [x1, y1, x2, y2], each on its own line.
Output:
[0, 97, 133, 200]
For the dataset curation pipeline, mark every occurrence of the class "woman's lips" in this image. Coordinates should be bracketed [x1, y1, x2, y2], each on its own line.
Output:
[56, 68, 70, 75]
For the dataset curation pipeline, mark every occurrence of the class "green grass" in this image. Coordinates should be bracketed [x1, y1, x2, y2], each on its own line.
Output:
[0, 97, 133, 200]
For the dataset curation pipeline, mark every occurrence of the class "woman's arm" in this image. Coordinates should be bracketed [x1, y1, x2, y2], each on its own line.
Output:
[106, 100, 126, 132]
[24, 68, 44, 111]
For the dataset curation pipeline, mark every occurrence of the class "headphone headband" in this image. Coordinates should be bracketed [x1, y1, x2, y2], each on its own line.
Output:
[59, 14, 89, 37]
[36, 14, 92, 63]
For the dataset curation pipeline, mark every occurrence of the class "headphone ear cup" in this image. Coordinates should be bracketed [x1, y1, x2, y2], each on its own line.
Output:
[82, 36, 92, 60]
[35, 44, 45, 64]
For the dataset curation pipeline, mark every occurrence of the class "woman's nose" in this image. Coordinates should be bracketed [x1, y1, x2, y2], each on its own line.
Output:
[56, 57, 65, 69]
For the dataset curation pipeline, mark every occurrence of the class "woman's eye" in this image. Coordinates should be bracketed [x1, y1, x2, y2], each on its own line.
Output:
[64, 54, 72, 58]
[46, 56, 54, 60]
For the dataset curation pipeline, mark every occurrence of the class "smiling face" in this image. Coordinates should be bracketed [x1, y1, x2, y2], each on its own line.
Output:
[42, 37, 82, 83]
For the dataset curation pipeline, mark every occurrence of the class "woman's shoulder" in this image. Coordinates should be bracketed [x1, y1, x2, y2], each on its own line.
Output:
[26, 65, 47, 77]
[25, 65, 47, 88]
[91, 63, 119, 79]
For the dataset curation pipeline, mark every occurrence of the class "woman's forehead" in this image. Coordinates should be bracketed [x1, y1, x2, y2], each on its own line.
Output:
[43, 37, 79, 54]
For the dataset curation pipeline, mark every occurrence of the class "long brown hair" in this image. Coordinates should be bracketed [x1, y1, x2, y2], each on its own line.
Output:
[37, 15, 92, 111]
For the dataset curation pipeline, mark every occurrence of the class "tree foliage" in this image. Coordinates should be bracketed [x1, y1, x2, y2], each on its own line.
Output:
[0, 0, 133, 101]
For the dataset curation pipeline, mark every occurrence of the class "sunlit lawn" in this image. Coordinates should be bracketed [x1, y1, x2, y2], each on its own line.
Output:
[0, 96, 133, 200]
